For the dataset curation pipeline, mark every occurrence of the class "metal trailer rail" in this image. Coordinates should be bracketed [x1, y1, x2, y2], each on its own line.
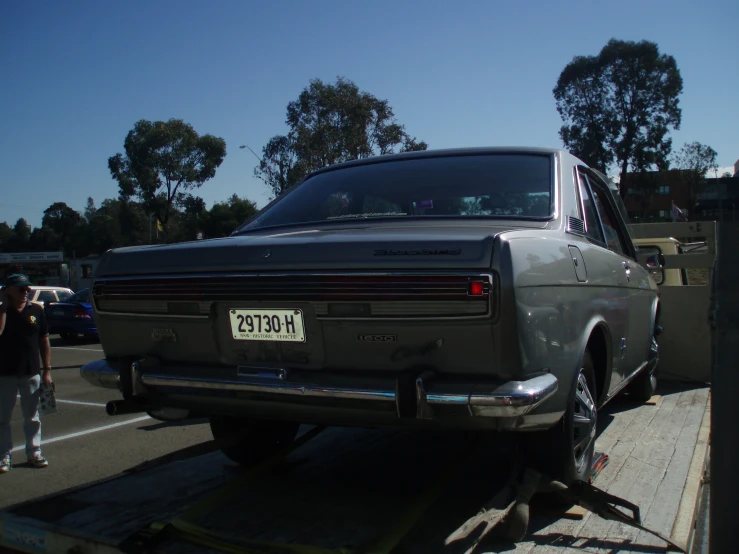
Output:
[0, 381, 710, 554]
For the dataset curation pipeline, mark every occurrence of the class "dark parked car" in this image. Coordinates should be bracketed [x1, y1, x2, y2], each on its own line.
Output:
[81, 147, 661, 484]
[47, 288, 97, 342]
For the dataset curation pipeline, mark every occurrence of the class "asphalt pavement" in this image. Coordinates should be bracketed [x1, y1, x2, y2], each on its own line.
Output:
[0, 336, 212, 509]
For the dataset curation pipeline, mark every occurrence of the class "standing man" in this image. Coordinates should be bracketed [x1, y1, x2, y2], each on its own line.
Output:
[0, 274, 52, 473]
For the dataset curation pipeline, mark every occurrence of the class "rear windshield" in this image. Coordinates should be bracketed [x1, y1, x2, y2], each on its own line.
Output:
[57, 290, 73, 302]
[236, 153, 553, 232]
[68, 289, 90, 303]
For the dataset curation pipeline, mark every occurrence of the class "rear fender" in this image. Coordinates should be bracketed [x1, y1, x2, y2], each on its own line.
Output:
[573, 316, 613, 406]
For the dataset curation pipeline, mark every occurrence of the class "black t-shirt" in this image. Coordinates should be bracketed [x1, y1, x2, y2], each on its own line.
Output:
[0, 302, 48, 377]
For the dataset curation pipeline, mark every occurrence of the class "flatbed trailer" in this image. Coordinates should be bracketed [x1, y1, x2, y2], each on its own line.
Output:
[0, 382, 710, 554]
[1, 221, 716, 554]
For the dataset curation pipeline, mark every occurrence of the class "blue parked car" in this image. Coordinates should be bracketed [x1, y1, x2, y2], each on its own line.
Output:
[46, 288, 98, 342]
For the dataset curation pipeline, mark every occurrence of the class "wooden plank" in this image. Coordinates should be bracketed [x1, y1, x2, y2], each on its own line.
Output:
[635, 388, 709, 548]
[528, 391, 676, 554]
[670, 394, 711, 548]
[606, 389, 697, 541]
[662, 253, 714, 269]
[569, 391, 685, 553]
[529, 386, 709, 554]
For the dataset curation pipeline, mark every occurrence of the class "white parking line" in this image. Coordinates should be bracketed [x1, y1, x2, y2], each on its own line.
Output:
[51, 346, 103, 352]
[16, 396, 106, 408]
[10, 416, 152, 453]
[57, 399, 108, 408]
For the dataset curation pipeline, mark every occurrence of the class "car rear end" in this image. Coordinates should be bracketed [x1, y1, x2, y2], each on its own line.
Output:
[84, 149, 563, 431]
[47, 289, 97, 339]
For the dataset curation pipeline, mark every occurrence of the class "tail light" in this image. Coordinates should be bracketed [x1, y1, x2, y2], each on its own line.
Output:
[74, 311, 91, 319]
[468, 281, 485, 296]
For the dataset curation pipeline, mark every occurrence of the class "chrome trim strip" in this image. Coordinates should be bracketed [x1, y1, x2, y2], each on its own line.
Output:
[94, 271, 496, 282]
[606, 361, 649, 401]
[552, 151, 560, 221]
[141, 374, 397, 402]
[94, 311, 209, 319]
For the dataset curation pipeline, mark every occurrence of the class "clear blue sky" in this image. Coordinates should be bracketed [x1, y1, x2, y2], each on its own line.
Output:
[1, 0, 736, 228]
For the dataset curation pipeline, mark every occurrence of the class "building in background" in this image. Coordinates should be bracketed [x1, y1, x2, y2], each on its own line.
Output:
[0, 252, 69, 286]
[621, 168, 739, 223]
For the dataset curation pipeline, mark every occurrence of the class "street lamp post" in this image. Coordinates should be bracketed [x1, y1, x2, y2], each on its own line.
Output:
[239, 145, 262, 164]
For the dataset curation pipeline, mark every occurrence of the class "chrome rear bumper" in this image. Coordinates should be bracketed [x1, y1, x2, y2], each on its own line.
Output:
[80, 360, 558, 419]
[80, 359, 121, 390]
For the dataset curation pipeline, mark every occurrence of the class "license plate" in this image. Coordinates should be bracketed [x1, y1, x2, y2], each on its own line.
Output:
[229, 309, 306, 342]
[53, 311, 64, 317]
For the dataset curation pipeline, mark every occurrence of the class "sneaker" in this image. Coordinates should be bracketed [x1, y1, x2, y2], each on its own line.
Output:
[0, 458, 10, 473]
[28, 453, 48, 468]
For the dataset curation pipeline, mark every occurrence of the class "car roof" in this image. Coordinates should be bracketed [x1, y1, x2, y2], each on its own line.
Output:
[31, 286, 73, 291]
[306, 146, 576, 178]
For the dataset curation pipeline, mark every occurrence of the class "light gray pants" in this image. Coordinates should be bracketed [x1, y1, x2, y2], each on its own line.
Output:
[0, 375, 42, 459]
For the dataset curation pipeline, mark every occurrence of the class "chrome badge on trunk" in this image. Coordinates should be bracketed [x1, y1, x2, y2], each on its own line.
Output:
[151, 328, 177, 342]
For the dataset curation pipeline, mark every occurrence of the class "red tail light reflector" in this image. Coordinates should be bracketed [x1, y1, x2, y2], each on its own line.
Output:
[468, 281, 484, 296]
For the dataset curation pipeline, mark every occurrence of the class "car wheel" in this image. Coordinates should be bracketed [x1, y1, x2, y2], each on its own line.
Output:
[628, 336, 659, 403]
[209, 417, 300, 466]
[524, 350, 597, 485]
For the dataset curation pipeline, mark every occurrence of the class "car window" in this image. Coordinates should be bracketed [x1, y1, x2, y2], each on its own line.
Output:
[57, 290, 73, 302]
[577, 173, 605, 243]
[235, 154, 553, 231]
[590, 185, 627, 256]
[37, 291, 57, 304]
[68, 289, 90, 303]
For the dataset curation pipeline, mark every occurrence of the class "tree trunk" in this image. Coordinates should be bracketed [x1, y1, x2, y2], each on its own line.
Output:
[619, 157, 630, 198]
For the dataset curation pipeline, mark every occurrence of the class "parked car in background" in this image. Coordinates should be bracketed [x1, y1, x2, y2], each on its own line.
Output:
[82, 147, 662, 484]
[27, 285, 74, 309]
[46, 288, 97, 342]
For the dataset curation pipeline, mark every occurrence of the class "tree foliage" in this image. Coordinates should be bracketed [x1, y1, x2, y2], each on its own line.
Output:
[202, 194, 258, 238]
[1, 193, 262, 255]
[671, 142, 718, 178]
[0, 223, 11, 247]
[42, 202, 81, 253]
[554, 39, 683, 191]
[255, 77, 427, 198]
[12, 218, 31, 249]
[108, 118, 227, 240]
[671, 141, 719, 210]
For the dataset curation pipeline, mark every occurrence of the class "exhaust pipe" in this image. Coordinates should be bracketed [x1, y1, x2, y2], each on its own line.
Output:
[106, 398, 150, 416]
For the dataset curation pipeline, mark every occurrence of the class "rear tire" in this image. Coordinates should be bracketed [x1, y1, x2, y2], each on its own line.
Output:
[524, 350, 597, 485]
[628, 336, 659, 403]
[60, 332, 76, 342]
[209, 417, 300, 467]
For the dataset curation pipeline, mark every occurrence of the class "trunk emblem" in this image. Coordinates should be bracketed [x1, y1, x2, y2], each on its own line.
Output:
[152, 328, 177, 342]
[262, 249, 271, 258]
[357, 334, 397, 342]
